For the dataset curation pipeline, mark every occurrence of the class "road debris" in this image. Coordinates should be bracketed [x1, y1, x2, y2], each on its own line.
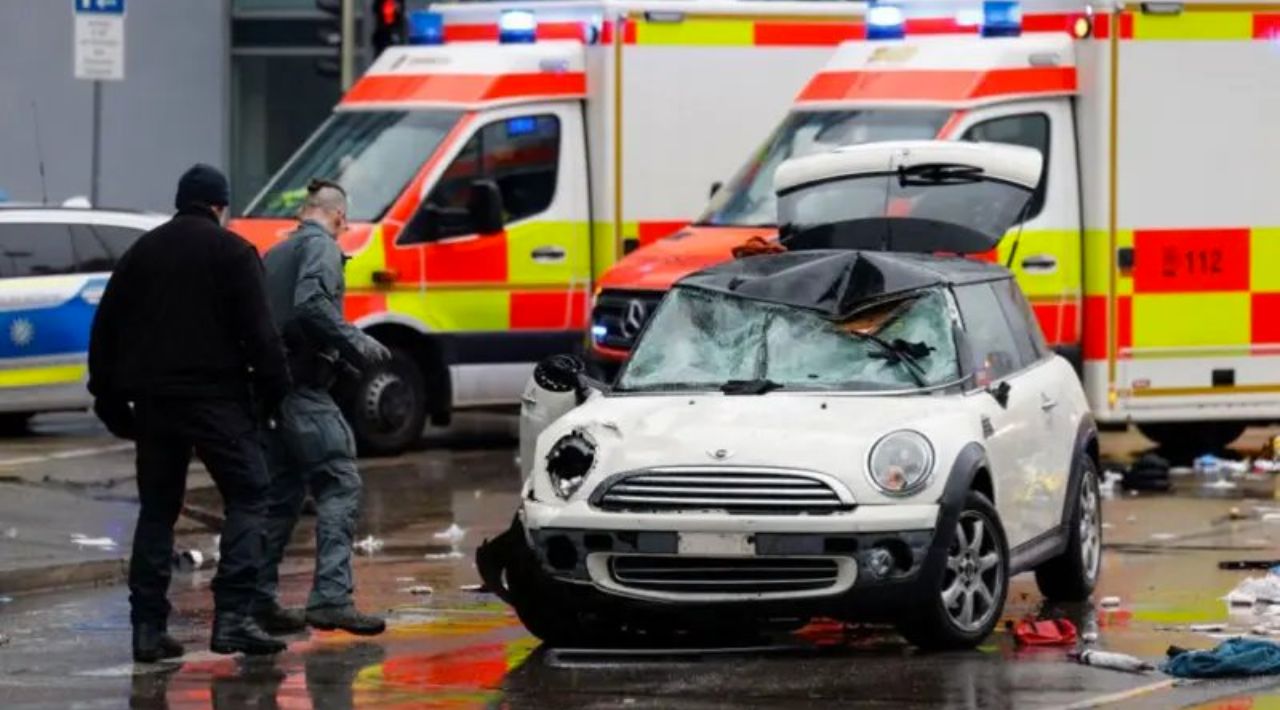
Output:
[1164, 639, 1280, 678]
[1188, 623, 1228, 633]
[353, 535, 385, 554]
[1225, 573, 1280, 606]
[70, 534, 117, 550]
[1100, 596, 1123, 610]
[1070, 649, 1153, 673]
[406, 585, 434, 596]
[1219, 560, 1280, 571]
[172, 549, 205, 572]
[432, 523, 467, 545]
[1008, 618, 1077, 646]
[424, 551, 465, 560]
[1123, 453, 1171, 492]
[1150, 533, 1177, 542]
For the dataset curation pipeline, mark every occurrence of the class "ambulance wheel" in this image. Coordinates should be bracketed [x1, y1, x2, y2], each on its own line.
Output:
[0, 413, 32, 436]
[349, 347, 428, 457]
[1137, 421, 1246, 459]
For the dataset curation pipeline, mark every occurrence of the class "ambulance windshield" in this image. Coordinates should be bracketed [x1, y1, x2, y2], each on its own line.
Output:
[245, 109, 461, 222]
[699, 109, 952, 228]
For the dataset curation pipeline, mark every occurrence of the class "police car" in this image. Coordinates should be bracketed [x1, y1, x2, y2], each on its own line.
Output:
[0, 205, 165, 433]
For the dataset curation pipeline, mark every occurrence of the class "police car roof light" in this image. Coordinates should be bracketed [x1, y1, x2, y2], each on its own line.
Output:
[500, 10, 537, 44]
[866, 3, 905, 40]
[408, 11, 445, 45]
[981, 1, 1022, 37]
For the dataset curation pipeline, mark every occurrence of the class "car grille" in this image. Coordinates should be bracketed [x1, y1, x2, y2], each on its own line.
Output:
[593, 467, 852, 515]
[591, 289, 664, 352]
[608, 555, 842, 595]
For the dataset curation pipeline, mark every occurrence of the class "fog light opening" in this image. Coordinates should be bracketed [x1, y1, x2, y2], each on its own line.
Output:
[867, 547, 895, 579]
[546, 535, 579, 571]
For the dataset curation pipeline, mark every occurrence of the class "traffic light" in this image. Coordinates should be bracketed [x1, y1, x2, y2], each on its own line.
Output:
[372, 0, 406, 57]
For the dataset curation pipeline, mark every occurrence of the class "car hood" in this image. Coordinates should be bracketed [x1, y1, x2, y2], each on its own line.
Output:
[597, 225, 776, 292]
[532, 391, 979, 505]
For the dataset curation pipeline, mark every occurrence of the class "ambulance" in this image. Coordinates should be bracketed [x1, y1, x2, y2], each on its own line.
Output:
[589, 0, 1280, 456]
[232, 0, 869, 454]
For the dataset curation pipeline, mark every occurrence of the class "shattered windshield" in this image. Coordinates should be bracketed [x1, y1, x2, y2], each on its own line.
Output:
[698, 109, 952, 228]
[245, 110, 461, 222]
[617, 286, 960, 393]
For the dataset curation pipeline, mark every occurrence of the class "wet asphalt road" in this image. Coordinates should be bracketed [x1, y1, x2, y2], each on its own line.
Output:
[6, 417, 1280, 708]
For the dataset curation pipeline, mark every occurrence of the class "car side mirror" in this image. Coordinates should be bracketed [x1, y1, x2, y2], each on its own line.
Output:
[988, 380, 1011, 409]
[533, 354, 604, 404]
[709, 181, 723, 199]
[468, 178, 505, 236]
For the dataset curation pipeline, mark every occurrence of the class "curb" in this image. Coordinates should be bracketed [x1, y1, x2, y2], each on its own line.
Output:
[0, 558, 128, 596]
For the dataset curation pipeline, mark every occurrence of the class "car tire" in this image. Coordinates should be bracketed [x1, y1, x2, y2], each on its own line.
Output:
[346, 346, 428, 457]
[897, 491, 1009, 651]
[0, 413, 33, 436]
[1137, 421, 1246, 461]
[1034, 457, 1102, 602]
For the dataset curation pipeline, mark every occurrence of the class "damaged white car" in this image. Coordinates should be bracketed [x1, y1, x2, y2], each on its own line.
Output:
[478, 141, 1101, 650]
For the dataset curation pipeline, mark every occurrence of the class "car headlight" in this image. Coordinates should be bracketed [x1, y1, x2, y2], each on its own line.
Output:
[545, 430, 596, 499]
[867, 430, 935, 496]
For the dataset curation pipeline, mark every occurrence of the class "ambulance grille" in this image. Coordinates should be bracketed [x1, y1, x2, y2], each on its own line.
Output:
[591, 290, 663, 352]
[593, 468, 852, 515]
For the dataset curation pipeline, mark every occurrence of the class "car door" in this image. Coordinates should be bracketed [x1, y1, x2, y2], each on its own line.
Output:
[0, 220, 87, 393]
[955, 281, 1053, 550]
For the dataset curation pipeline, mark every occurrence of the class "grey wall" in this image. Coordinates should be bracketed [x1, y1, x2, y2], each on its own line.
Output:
[0, 0, 229, 212]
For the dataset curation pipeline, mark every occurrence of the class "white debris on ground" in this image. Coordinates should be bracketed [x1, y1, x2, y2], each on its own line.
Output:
[423, 551, 465, 560]
[173, 549, 205, 572]
[432, 523, 466, 545]
[70, 534, 117, 550]
[1099, 596, 1122, 610]
[1150, 533, 1177, 542]
[1099, 470, 1124, 498]
[353, 535, 385, 555]
[3, 527, 17, 539]
[406, 585, 434, 595]
[1225, 574, 1280, 607]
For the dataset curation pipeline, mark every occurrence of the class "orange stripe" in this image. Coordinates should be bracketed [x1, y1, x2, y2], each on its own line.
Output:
[1254, 13, 1280, 38]
[344, 293, 388, 322]
[510, 291, 589, 329]
[342, 72, 586, 105]
[1083, 295, 1107, 361]
[443, 21, 588, 42]
[1131, 229, 1250, 293]
[637, 221, 688, 246]
[1252, 293, 1280, 345]
[1030, 301, 1080, 348]
[797, 67, 1076, 103]
[753, 21, 864, 45]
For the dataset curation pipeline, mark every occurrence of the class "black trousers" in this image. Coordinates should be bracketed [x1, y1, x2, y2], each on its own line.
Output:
[129, 397, 269, 626]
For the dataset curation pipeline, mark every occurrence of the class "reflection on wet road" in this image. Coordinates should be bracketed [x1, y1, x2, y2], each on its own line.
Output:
[6, 419, 1280, 708]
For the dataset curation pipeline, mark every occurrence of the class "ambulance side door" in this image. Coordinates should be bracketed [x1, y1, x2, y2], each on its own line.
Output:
[949, 100, 1083, 360]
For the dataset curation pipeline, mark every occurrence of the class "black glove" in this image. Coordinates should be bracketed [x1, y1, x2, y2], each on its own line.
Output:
[93, 397, 136, 440]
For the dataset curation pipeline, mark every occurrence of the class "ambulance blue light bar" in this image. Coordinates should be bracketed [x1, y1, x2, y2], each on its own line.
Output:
[500, 10, 537, 43]
[981, 1, 1022, 37]
[408, 11, 444, 45]
[866, 3, 905, 40]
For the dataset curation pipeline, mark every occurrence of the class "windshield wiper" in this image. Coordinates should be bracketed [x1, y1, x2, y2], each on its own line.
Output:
[720, 378, 784, 395]
[849, 332, 932, 388]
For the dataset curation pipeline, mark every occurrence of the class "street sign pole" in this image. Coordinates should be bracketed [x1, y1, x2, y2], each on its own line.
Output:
[341, 0, 356, 90]
[91, 81, 102, 205]
[74, 0, 125, 207]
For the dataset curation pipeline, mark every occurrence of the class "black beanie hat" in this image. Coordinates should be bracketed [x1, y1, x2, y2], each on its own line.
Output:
[174, 163, 230, 210]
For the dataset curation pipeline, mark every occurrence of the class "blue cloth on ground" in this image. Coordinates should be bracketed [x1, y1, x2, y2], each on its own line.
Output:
[1162, 638, 1280, 678]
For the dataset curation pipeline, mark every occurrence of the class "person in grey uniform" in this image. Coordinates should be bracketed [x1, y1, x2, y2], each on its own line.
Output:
[253, 179, 391, 636]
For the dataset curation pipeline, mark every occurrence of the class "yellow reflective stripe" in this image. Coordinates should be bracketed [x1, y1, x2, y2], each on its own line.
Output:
[1131, 292, 1250, 348]
[1251, 227, 1280, 292]
[592, 221, 618, 280]
[1130, 383, 1280, 397]
[633, 17, 755, 46]
[997, 229, 1081, 299]
[0, 364, 86, 388]
[1116, 229, 1134, 297]
[505, 221, 591, 286]
[344, 224, 388, 290]
[387, 289, 508, 331]
[1083, 229, 1115, 297]
[1131, 10, 1253, 39]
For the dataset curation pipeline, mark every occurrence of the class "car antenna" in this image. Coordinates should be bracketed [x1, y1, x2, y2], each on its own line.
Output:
[1003, 196, 1035, 270]
[31, 102, 48, 206]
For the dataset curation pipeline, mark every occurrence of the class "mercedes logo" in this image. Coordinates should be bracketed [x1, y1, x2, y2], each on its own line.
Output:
[620, 299, 648, 339]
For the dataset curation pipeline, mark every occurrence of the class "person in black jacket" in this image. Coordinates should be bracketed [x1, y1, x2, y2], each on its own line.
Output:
[88, 164, 291, 662]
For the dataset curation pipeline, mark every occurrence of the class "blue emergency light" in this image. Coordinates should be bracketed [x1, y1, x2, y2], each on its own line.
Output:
[866, 3, 905, 40]
[591, 324, 608, 341]
[500, 10, 537, 44]
[408, 11, 444, 45]
[506, 116, 537, 137]
[981, 1, 1022, 37]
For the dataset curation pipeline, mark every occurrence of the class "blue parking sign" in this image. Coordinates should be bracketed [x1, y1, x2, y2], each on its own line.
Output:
[74, 0, 125, 15]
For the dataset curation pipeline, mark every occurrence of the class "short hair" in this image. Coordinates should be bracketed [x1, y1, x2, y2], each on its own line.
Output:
[302, 178, 348, 213]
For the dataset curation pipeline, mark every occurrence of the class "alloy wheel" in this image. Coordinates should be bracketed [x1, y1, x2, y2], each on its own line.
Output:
[941, 511, 1004, 632]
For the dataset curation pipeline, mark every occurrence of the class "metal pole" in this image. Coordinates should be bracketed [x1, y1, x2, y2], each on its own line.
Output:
[340, 0, 356, 90]
[90, 80, 102, 206]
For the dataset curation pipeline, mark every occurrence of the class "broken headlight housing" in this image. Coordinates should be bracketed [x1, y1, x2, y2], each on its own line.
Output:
[545, 430, 596, 499]
[867, 430, 934, 496]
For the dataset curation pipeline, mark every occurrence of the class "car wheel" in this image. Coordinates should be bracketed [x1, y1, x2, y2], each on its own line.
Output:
[1034, 457, 1102, 601]
[897, 491, 1009, 651]
[1137, 421, 1246, 461]
[0, 413, 33, 436]
[346, 347, 428, 457]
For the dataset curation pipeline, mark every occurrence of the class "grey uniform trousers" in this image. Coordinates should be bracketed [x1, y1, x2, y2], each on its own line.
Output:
[256, 386, 362, 611]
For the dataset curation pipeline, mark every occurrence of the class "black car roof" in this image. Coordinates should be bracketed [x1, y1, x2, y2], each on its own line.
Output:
[677, 249, 1010, 320]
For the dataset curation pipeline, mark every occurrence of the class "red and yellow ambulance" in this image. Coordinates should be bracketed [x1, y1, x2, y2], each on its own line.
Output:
[589, 0, 1280, 454]
[232, 1, 867, 453]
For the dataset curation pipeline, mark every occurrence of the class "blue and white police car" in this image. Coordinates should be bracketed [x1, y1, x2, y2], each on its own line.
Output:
[0, 205, 164, 433]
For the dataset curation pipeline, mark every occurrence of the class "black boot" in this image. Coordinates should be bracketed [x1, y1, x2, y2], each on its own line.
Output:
[210, 612, 288, 656]
[253, 602, 307, 636]
[133, 623, 184, 663]
[305, 606, 387, 636]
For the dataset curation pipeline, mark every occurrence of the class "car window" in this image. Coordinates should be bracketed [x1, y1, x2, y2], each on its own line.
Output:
[961, 113, 1049, 221]
[995, 279, 1049, 361]
[406, 114, 560, 243]
[93, 225, 146, 259]
[0, 223, 76, 278]
[954, 282, 1027, 384]
[70, 224, 113, 272]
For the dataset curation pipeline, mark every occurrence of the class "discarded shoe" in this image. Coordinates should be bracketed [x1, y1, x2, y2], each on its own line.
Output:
[133, 623, 184, 663]
[254, 603, 307, 635]
[305, 606, 387, 636]
[210, 613, 287, 656]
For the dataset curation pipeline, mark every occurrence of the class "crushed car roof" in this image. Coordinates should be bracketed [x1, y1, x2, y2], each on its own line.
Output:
[678, 249, 1009, 319]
